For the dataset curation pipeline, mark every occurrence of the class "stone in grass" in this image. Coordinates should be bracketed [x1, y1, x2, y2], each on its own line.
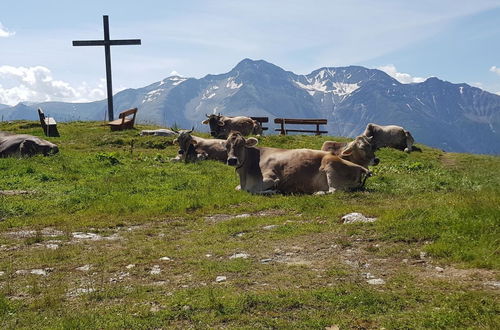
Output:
[150, 265, 161, 275]
[76, 264, 91, 272]
[215, 276, 227, 283]
[262, 225, 278, 230]
[159, 256, 172, 261]
[229, 253, 249, 259]
[367, 278, 385, 285]
[342, 212, 377, 224]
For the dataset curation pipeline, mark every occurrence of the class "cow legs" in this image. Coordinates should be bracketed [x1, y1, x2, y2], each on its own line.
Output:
[404, 130, 415, 153]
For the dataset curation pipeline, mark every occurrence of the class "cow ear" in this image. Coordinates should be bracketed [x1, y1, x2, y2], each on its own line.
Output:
[202, 119, 209, 125]
[217, 121, 225, 126]
[190, 140, 198, 146]
[246, 137, 258, 147]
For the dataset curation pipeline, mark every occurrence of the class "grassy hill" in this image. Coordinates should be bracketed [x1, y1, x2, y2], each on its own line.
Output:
[0, 121, 499, 329]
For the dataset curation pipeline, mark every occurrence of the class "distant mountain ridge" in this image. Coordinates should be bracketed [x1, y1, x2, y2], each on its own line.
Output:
[1, 58, 499, 154]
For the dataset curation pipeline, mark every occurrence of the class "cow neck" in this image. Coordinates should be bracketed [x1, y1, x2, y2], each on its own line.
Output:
[235, 147, 250, 170]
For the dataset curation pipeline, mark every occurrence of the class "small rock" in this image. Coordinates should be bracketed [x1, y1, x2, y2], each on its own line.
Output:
[402, 259, 409, 263]
[15, 269, 28, 275]
[159, 256, 172, 261]
[215, 276, 227, 282]
[419, 251, 427, 259]
[325, 326, 340, 330]
[435, 266, 444, 273]
[0, 271, 5, 276]
[342, 212, 377, 224]
[235, 214, 250, 218]
[229, 253, 249, 259]
[150, 265, 161, 275]
[260, 258, 273, 263]
[76, 264, 91, 272]
[30, 269, 49, 276]
[235, 232, 245, 237]
[485, 281, 500, 288]
[367, 278, 385, 285]
[363, 272, 376, 279]
[67, 288, 95, 297]
[45, 244, 59, 250]
[125, 264, 135, 269]
[263, 225, 278, 230]
[205, 254, 212, 258]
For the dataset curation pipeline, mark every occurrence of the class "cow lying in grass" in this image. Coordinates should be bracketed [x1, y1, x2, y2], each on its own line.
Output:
[202, 113, 262, 139]
[171, 129, 227, 163]
[0, 132, 59, 157]
[225, 132, 371, 194]
[321, 135, 379, 168]
[363, 123, 421, 153]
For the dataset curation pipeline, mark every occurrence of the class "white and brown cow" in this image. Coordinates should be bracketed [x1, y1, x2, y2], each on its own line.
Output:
[202, 114, 262, 139]
[225, 132, 371, 194]
[321, 135, 379, 168]
[362, 123, 421, 153]
[171, 129, 227, 163]
[0, 132, 59, 157]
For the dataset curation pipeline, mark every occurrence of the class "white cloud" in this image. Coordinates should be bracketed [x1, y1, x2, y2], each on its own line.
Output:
[377, 65, 426, 84]
[490, 66, 500, 76]
[0, 22, 15, 38]
[0, 65, 106, 106]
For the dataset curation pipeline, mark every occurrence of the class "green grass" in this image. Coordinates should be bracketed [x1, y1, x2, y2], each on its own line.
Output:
[0, 121, 499, 329]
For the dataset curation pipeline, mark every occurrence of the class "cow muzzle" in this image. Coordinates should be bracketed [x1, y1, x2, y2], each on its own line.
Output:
[227, 157, 238, 166]
[373, 157, 380, 166]
[178, 149, 185, 155]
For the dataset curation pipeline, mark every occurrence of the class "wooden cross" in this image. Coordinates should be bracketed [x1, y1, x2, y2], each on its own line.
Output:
[73, 15, 141, 121]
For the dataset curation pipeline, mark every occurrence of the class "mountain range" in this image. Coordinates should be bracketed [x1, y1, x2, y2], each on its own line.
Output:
[1, 58, 499, 154]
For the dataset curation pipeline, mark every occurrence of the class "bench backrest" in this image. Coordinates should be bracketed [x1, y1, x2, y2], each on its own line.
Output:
[274, 118, 327, 125]
[118, 108, 138, 119]
[250, 116, 269, 123]
[37, 108, 46, 121]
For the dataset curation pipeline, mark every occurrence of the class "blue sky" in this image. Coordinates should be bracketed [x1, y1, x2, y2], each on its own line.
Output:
[1, 0, 500, 105]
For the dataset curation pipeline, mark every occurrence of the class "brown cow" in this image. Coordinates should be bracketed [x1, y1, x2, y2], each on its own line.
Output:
[363, 123, 420, 153]
[321, 135, 379, 168]
[0, 132, 59, 157]
[225, 132, 371, 194]
[202, 113, 262, 138]
[171, 129, 227, 163]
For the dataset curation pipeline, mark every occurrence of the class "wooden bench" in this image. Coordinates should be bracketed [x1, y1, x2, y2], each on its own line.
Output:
[37, 108, 59, 137]
[108, 108, 138, 131]
[274, 118, 328, 135]
[250, 116, 269, 131]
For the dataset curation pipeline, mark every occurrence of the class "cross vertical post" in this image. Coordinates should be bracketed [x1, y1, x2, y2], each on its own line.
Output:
[103, 16, 114, 122]
[73, 15, 141, 121]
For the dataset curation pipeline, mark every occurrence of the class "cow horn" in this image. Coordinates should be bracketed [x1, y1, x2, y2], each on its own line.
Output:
[205, 114, 210, 118]
[188, 126, 194, 134]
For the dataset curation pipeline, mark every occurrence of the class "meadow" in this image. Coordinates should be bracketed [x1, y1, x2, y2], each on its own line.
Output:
[0, 121, 499, 329]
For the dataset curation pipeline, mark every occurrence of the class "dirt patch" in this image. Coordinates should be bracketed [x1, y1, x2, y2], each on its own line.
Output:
[0, 190, 34, 196]
[205, 209, 289, 223]
[258, 231, 499, 290]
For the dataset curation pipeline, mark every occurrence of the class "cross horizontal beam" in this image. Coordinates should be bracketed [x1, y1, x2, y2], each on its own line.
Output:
[72, 39, 141, 46]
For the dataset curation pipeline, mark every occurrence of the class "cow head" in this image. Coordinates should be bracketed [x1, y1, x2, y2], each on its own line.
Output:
[225, 131, 258, 167]
[20, 137, 59, 157]
[201, 114, 226, 137]
[172, 128, 197, 162]
[341, 135, 379, 167]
